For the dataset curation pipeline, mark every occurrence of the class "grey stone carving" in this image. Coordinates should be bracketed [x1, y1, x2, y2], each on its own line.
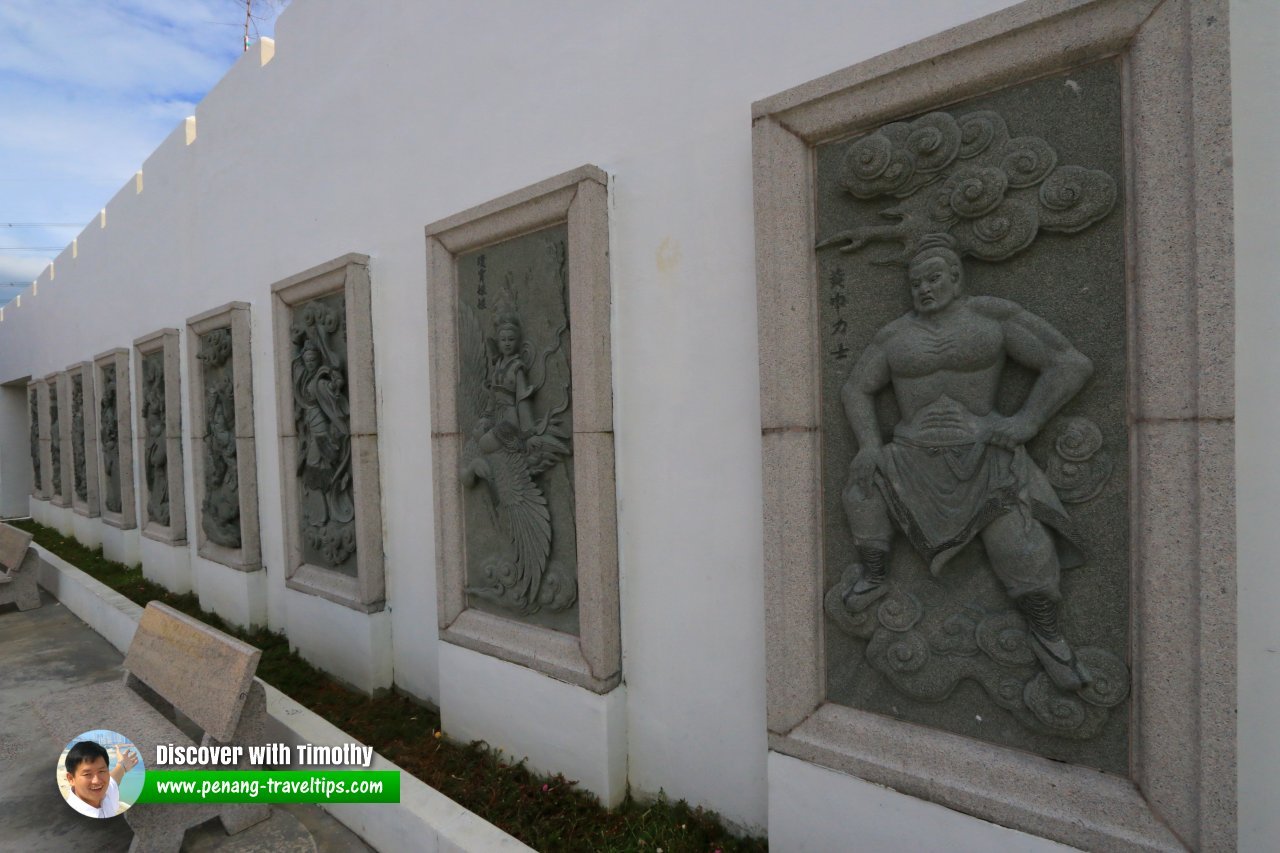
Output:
[199, 329, 242, 549]
[818, 111, 1116, 265]
[290, 294, 355, 571]
[141, 352, 169, 526]
[50, 384, 61, 496]
[1042, 416, 1113, 504]
[71, 375, 87, 501]
[458, 231, 577, 619]
[99, 364, 122, 514]
[29, 387, 40, 492]
[818, 96, 1128, 754]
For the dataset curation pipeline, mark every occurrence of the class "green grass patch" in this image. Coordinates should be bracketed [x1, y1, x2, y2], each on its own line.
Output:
[14, 519, 765, 852]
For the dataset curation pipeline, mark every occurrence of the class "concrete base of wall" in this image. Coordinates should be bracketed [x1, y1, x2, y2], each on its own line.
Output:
[439, 641, 628, 807]
[71, 513, 102, 549]
[766, 751, 1077, 853]
[285, 589, 393, 695]
[101, 524, 139, 565]
[139, 535, 192, 593]
[194, 554, 267, 629]
[45, 503, 73, 536]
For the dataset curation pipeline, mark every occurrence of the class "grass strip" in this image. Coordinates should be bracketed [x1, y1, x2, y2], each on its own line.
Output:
[13, 520, 766, 853]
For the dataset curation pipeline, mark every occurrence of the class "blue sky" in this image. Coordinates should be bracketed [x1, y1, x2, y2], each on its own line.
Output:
[0, 0, 287, 305]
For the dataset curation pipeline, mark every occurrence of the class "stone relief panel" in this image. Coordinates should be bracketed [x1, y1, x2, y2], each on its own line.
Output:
[457, 224, 578, 634]
[29, 385, 41, 494]
[71, 374, 87, 502]
[199, 328, 241, 549]
[135, 328, 186, 545]
[272, 255, 383, 610]
[187, 303, 258, 571]
[49, 377, 63, 499]
[141, 351, 169, 526]
[815, 63, 1128, 773]
[290, 293, 356, 573]
[99, 364, 123, 514]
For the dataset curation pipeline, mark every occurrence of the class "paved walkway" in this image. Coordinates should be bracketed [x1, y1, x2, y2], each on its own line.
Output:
[0, 590, 373, 853]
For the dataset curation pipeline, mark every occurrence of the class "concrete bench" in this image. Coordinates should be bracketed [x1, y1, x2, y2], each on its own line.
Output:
[34, 601, 270, 851]
[0, 522, 40, 612]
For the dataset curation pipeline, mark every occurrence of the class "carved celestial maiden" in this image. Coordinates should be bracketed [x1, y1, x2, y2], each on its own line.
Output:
[459, 246, 575, 615]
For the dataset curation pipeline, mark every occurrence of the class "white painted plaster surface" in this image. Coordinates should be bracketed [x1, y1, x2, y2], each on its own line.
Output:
[138, 536, 192, 594]
[285, 588, 393, 695]
[46, 503, 72, 537]
[1231, 0, 1280, 850]
[193, 553, 267, 630]
[0, 0, 1265, 846]
[0, 385, 32, 517]
[99, 524, 138, 566]
[768, 752, 1078, 852]
[70, 513, 102, 549]
[439, 642, 627, 808]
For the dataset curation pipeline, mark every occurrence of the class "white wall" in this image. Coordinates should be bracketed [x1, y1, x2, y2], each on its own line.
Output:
[1231, 0, 1280, 850]
[0, 0, 1270, 846]
[0, 384, 32, 517]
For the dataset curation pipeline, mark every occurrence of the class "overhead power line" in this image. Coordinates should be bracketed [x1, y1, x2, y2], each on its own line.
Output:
[1, 223, 80, 227]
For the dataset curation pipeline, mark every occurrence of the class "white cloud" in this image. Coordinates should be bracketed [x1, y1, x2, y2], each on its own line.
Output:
[0, 0, 288, 305]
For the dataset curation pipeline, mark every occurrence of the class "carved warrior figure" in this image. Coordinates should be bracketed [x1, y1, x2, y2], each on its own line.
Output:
[30, 389, 41, 491]
[99, 366, 122, 513]
[141, 355, 169, 526]
[72, 376, 87, 501]
[199, 329, 241, 548]
[819, 110, 1120, 698]
[460, 263, 574, 615]
[290, 297, 355, 568]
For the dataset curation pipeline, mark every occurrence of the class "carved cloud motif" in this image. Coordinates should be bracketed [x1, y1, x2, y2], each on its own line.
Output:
[821, 110, 1116, 263]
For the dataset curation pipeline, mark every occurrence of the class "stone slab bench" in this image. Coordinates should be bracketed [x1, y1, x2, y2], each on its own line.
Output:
[33, 601, 271, 852]
[0, 522, 40, 612]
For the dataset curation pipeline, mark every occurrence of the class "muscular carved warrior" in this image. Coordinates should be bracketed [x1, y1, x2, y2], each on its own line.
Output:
[842, 235, 1093, 691]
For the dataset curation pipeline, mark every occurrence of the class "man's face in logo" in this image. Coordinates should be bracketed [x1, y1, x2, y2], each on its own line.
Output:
[67, 756, 109, 807]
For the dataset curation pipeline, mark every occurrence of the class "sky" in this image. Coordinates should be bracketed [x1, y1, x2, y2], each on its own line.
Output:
[0, 0, 288, 306]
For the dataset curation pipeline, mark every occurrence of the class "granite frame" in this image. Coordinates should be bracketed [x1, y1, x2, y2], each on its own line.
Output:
[752, 1, 1234, 850]
[29, 380, 47, 501]
[186, 302, 261, 572]
[94, 348, 136, 530]
[49, 371, 71, 508]
[426, 165, 620, 693]
[134, 328, 187, 545]
[67, 361, 100, 518]
[271, 254, 385, 613]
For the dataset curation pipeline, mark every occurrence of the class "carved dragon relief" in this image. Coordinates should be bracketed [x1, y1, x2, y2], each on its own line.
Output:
[99, 365, 122, 513]
[199, 329, 241, 548]
[30, 388, 41, 491]
[290, 294, 356, 570]
[142, 353, 169, 526]
[71, 374, 87, 501]
[50, 385, 61, 496]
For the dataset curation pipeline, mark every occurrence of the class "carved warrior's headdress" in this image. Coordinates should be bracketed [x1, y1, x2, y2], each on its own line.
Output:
[818, 110, 1117, 264]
